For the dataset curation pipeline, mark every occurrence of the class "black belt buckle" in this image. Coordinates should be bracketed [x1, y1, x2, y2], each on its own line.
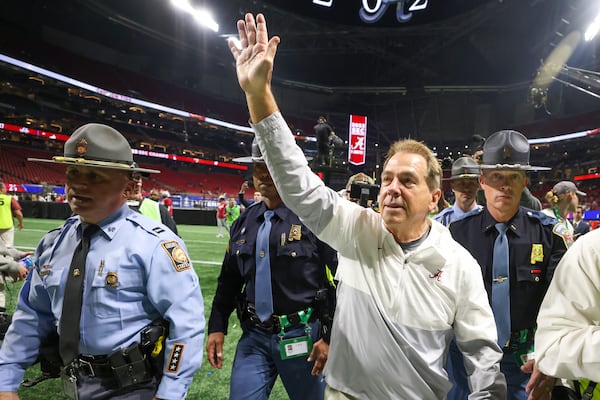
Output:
[246, 304, 279, 333]
[286, 312, 302, 326]
[77, 358, 95, 377]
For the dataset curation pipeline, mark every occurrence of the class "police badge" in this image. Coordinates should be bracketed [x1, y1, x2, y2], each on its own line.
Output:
[288, 225, 302, 241]
[106, 272, 119, 287]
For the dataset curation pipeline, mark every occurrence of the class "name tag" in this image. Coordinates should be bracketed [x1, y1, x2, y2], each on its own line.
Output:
[279, 335, 312, 360]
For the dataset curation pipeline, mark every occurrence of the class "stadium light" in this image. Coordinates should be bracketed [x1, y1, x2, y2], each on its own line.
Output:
[170, 0, 219, 32]
[584, 11, 600, 41]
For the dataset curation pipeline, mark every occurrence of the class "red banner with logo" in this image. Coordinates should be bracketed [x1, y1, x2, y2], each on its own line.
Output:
[348, 115, 367, 165]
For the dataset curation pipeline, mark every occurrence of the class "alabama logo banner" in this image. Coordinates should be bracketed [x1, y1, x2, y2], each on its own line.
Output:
[348, 114, 367, 165]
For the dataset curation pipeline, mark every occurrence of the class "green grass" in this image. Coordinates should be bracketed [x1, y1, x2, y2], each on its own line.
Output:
[7, 218, 289, 399]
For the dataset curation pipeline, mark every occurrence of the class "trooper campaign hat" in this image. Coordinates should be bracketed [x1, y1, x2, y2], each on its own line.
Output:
[232, 138, 265, 164]
[444, 157, 480, 180]
[28, 123, 159, 174]
[233, 138, 312, 164]
[552, 181, 586, 197]
[479, 129, 550, 171]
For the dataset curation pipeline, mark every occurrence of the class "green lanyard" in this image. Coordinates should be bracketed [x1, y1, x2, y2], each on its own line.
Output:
[553, 205, 569, 231]
[278, 307, 313, 338]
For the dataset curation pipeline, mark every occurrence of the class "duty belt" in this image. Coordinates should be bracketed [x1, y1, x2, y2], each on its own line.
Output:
[66, 355, 112, 380]
[244, 303, 316, 334]
[63, 342, 154, 389]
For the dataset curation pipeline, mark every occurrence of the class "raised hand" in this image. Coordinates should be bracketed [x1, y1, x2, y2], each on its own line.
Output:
[228, 13, 280, 98]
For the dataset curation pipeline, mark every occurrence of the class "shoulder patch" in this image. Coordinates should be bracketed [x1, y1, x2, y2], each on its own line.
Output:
[161, 241, 192, 272]
[552, 223, 571, 248]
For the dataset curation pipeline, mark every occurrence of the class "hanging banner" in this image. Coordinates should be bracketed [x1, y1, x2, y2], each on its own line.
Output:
[348, 115, 367, 165]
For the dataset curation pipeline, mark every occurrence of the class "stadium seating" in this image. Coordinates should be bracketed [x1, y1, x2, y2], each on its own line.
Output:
[0, 143, 247, 198]
[0, 144, 66, 184]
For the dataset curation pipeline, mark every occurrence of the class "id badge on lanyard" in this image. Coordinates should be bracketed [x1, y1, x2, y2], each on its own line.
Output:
[279, 335, 313, 360]
[277, 307, 314, 360]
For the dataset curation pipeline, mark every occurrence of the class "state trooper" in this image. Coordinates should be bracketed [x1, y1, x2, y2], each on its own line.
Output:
[0, 123, 205, 400]
[434, 156, 482, 227]
[449, 130, 568, 399]
[433, 156, 482, 400]
[206, 139, 338, 400]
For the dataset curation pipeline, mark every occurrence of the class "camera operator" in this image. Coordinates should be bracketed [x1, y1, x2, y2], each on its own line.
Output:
[314, 117, 343, 167]
[341, 172, 379, 209]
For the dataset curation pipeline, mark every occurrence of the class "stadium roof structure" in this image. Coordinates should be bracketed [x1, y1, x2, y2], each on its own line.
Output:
[2, 0, 600, 152]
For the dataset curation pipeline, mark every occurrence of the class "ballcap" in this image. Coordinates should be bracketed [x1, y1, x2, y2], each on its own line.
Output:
[28, 123, 159, 174]
[552, 181, 586, 197]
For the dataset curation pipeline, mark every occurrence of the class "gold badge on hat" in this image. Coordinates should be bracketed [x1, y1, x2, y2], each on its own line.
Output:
[288, 225, 302, 241]
[76, 138, 88, 156]
[530, 244, 544, 264]
[106, 271, 119, 287]
[502, 146, 511, 160]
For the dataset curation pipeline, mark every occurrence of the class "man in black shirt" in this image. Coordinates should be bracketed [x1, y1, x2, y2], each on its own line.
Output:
[206, 140, 337, 400]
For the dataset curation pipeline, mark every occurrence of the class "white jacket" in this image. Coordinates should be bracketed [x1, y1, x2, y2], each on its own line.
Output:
[253, 112, 505, 400]
[536, 228, 600, 381]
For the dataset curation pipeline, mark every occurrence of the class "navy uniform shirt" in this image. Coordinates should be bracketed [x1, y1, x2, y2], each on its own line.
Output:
[208, 202, 338, 335]
[449, 207, 567, 332]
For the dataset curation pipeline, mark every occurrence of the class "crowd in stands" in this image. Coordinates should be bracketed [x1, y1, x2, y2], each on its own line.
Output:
[1, 44, 600, 214]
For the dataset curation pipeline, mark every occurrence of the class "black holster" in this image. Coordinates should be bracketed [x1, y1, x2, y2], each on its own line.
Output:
[107, 342, 153, 388]
[139, 319, 168, 378]
[313, 286, 336, 343]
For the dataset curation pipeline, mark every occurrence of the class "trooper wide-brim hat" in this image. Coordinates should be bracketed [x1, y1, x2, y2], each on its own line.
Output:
[443, 156, 481, 181]
[232, 138, 265, 164]
[28, 123, 160, 174]
[232, 138, 312, 164]
[479, 129, 550, 171]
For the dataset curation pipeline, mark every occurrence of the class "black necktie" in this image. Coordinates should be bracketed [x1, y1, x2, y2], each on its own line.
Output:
[59, 223, 99, 365]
